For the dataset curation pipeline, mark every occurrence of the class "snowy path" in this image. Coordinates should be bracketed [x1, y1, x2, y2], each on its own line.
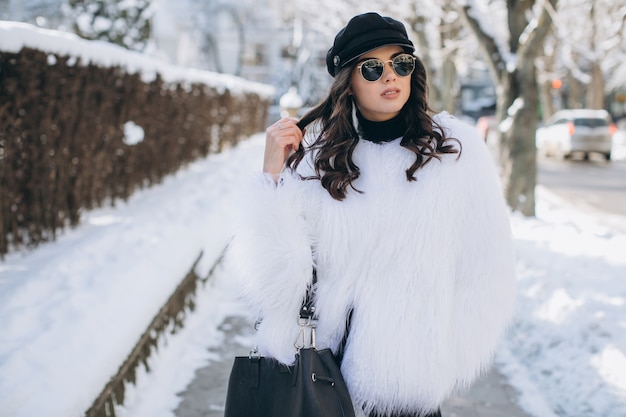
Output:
[116, 260, 538, 417]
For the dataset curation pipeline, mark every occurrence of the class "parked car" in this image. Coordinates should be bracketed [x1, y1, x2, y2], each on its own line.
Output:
[535, 109, 614, 161]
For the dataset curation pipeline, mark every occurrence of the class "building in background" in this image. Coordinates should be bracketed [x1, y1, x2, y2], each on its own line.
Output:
[150, 0, 331, 107]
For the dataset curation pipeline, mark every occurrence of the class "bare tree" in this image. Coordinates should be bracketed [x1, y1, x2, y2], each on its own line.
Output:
[543, 0, 626, 112]
[459, 0, 558, 216]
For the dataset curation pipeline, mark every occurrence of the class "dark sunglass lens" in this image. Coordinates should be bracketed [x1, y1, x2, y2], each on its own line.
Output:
[393, 55, 415, 76]
[360, 60, 384, 81]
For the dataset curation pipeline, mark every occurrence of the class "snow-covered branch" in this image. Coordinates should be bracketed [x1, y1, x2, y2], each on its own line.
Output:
[457, 3, 508, 80]
[517, 0, 558, 64]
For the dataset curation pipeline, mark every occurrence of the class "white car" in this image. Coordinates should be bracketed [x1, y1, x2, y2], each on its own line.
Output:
[536, 109, 613, 161]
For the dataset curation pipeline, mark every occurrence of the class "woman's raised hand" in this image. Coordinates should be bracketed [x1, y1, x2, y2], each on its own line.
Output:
[263, 118, 303, 180]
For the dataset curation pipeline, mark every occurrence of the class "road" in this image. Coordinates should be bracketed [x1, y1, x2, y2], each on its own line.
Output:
[537, 153, 626, 232]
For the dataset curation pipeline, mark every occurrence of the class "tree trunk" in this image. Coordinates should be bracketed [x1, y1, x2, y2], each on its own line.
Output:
[539, 80, 555, 122]
[407, 4, 460, 113]
[500, 68, 538, 216]
[585, 2, 603, 110]
[587, 62, 605, 109]
[537, 36, 557, 121]
[407, 14, 440, 110]
[458, 0, 557, 217]
[565, 72, 582, 108]
[439, 2, 460, 114]
[440, 58, 457, 114]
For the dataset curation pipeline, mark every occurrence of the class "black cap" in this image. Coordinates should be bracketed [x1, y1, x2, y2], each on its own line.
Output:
[326, 12, 415, 77]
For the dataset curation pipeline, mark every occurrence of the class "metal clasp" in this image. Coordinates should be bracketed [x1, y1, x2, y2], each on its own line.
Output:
[294, 317, 317, 352]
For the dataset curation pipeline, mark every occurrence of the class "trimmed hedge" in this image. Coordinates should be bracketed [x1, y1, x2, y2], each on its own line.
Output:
[0, 47, 270, 256]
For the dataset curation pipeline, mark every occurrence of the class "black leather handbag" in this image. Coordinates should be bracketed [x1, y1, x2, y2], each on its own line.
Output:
[223, 272, 355, 417]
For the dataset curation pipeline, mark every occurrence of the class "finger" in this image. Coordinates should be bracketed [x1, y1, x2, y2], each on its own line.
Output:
[274, 118, 301, 132]
[265, 130, 301, 153]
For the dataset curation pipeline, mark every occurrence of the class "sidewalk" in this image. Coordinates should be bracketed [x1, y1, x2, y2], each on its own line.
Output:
[442, 368, 534, 417]
[173, 314, 534, 417]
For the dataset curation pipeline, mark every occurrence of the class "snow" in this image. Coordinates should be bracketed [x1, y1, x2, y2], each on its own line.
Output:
[279, 86, 304, 110]
[2, 18, 626, 417]
[503, 188, 626, 417]
[0, 20, 274, 97]
[0, 135, 259, 417]
[123, 120, 145, 146]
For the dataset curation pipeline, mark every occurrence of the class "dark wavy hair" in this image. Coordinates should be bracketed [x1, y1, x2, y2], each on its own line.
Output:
[288, 53, 460, 200]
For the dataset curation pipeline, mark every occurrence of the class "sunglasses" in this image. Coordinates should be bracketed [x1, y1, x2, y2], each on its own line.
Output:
[356, 54, 416, 82]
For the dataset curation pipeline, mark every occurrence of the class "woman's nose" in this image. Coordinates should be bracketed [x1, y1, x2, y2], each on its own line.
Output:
[381, 62, 396, 82]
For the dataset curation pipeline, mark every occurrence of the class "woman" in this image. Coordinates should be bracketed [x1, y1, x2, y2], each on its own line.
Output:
[226, 12, 516, 417]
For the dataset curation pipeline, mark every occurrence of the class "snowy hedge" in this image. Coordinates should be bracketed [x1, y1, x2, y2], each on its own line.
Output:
[0, 22, 274, 256]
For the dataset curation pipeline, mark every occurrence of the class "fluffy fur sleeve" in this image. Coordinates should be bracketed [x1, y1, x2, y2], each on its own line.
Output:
[224, 172, 315, 364]
[437, 112, 517, 387]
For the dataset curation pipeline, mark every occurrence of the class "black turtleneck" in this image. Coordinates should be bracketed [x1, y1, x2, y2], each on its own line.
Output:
[356, 110, 407, 143]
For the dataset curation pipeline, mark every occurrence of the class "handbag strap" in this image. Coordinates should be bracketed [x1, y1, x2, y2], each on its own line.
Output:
[299, 268, 317, 320]
[298, 267, 352, 361]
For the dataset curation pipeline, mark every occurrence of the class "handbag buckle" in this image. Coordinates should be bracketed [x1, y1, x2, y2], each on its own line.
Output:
[294, 318, 317, 351]
[249, 346, 260, 359]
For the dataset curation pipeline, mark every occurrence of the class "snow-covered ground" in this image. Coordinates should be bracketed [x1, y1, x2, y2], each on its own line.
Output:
[0, 21, 269, 416]
[1, 134, 626, 417]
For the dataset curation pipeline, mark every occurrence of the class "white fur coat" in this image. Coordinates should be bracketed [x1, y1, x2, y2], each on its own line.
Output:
[225, 113, 516, 416]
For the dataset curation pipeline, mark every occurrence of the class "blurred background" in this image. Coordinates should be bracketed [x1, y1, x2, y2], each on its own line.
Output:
[2, 0, 624, 123]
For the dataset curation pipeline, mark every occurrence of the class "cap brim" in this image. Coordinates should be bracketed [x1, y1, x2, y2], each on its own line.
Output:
[341, 42, 415, 67]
